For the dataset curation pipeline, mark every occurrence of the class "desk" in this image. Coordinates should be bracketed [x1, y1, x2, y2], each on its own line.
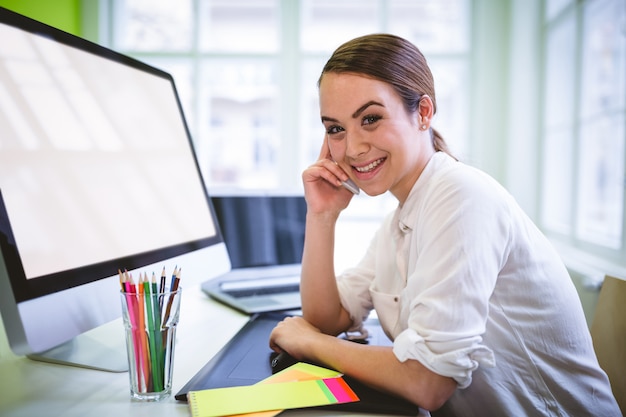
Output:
[0, 285, 399, 417]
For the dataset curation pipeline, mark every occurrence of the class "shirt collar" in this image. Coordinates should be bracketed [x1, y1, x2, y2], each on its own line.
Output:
[395, 152, 452, 234]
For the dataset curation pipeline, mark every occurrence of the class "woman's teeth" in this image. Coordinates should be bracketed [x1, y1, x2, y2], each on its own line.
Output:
[355, 158, 384, 173]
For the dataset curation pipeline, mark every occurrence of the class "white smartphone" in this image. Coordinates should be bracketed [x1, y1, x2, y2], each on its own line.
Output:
[341, 178, 360, 195]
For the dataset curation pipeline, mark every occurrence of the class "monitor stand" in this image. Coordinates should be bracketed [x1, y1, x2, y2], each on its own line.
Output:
[26, 320, 128, 373]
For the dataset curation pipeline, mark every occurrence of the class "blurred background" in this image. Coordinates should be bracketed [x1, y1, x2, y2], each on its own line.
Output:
[0, 0, 624, 321]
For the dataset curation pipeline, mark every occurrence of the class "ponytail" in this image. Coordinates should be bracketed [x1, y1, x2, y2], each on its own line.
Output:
[431, 127, 457, 160]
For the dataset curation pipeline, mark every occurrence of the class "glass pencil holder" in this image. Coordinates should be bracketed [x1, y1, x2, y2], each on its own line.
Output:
[120, 287, 182, 401]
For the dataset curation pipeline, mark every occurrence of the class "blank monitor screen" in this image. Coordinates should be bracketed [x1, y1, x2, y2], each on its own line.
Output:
[0, 8, 230, 365]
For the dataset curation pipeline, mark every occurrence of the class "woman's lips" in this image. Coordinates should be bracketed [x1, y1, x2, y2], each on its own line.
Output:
[354, 157, 386, 173]
[352, 157, 386, 179]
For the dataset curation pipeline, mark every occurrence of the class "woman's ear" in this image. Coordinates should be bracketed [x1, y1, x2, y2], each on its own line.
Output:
[418, 95, 434, 130]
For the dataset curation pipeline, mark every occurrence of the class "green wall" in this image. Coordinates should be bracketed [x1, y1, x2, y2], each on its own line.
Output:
[0, 0, 81, 36]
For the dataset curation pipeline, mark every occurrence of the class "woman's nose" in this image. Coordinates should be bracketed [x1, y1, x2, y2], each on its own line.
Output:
[345, 130, 367, 159]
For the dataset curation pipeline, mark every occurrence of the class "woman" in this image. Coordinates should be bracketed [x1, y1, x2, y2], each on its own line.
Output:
[269, 34, 620, 416]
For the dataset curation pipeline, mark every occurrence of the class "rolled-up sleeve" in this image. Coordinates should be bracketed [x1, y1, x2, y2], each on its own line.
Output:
[393, 328, 495, 388]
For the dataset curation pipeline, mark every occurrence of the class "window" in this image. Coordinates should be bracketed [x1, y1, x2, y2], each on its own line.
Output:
[541, 0, 626, 262]
[95, 0, 471, 268]
[98, 0, 471, 191]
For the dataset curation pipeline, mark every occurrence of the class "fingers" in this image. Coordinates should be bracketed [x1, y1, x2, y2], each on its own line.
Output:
[269, 339, 283, 354]
[311, 141, 351, 185]
[269, 320, 288, 353]
[316, 137, 349, 182]
[268, 317, 309, 354]
[302, 138, 356, 210]
[318, 135, 332, 160]
[305, 160, 348, 188]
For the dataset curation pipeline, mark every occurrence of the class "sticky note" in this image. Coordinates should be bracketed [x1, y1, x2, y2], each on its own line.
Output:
[188, 377, 358, 417]
[229, 362, 343, 417]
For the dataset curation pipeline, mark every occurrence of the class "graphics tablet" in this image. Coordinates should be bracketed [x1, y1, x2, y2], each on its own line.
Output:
[175, 312, 420, 416]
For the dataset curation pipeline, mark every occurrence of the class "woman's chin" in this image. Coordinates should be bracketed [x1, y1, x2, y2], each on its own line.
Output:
[360, 187, 387, 198]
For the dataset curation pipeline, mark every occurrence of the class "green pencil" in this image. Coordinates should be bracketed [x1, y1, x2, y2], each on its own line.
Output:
[151, 272, 164, 390]
[144, 273, 162, 392]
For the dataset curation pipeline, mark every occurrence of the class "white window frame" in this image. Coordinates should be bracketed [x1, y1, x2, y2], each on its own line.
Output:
[539, 0, 626, 279]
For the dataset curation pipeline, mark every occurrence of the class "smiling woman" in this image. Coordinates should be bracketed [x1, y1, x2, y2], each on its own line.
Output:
[319, 34, 455, 165]
[319, 73, 434, 203]
[268, 34, 622, 416]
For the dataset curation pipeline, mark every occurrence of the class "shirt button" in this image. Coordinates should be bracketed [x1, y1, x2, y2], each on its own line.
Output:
[394, 297, 399, 302]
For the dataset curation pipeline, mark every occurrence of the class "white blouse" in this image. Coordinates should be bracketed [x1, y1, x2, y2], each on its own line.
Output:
[336, 152, 620, 416]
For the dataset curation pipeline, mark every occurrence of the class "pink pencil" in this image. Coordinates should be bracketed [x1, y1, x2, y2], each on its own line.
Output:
[124, 271, 145, 393]
[137, 273, 151, 391]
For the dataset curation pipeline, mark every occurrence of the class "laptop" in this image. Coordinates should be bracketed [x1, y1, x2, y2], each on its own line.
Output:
[203, 194, 306, 314]
[201, 263, 302, 314]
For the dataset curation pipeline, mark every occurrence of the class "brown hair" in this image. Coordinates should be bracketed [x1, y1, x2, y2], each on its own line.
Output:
[319, 33, 454, 158]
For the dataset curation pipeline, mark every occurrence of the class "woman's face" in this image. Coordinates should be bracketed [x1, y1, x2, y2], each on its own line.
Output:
[319, 72, 434, 204]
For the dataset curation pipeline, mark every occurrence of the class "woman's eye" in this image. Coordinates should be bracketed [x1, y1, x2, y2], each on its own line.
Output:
[362, 115, 382, 126]
[326, 125, 344, 135]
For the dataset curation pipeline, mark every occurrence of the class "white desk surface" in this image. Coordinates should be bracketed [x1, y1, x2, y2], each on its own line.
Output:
[0, 285, 392, 417]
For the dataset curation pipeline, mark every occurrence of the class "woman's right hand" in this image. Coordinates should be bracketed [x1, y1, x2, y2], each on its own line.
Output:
[302, 138, 355, 215]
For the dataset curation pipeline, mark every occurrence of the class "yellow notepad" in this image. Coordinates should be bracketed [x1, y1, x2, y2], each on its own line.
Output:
[188, 364, 358, 417]
[229, 363, 342, 417]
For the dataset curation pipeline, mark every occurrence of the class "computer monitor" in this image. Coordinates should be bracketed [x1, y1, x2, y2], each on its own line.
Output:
[0, 8, 231, 371]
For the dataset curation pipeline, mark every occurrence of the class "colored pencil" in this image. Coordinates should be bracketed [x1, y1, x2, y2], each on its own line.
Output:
[169, 266, 178, 292]
[152, 272, 164, 389]
[121, 271, 144, 392]
[162, 268, 181, 328]
[136, 273, 150, 392]
[143, 274, 161, 392]
[158, 266, 167, 313]
[119, 266, 182, 393]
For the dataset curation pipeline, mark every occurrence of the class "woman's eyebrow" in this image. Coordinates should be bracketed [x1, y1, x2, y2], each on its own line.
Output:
[351, 100, 384, 118]
[321, 115, 339, 123]
[321, 100, 385, 124]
